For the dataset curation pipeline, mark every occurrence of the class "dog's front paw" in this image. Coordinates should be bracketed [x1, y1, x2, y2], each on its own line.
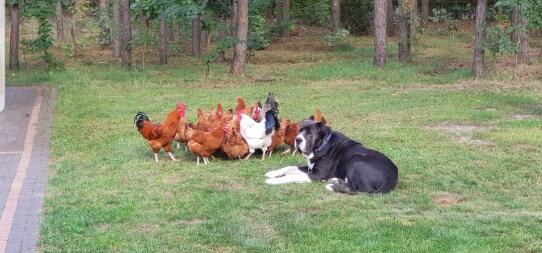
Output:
[265, 170, 279, 179]
[327, 178, 340, 184]
[265, 178, 281, 185]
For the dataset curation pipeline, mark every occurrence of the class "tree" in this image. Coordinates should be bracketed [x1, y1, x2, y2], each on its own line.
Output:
[120, 0, 132, 69]
[159, 15, 168, 64]
[9, 1, 20, 70]
[373, 0, 388, 68]
[55, 0, 65, 42]
[398, 0, 414, 63]
[276, 0, 290, 30]
[510, 5, 519, 43]
[473, 0, 487, 79]
[231, 0, 248, 75]
[192, 15, 202, 56]
[421, 0, 429, 28]
[331, 0, 341, 32]
[98, 0, 110, 48]
[517, 5, 529, 64]
[111, 0, 121, 57]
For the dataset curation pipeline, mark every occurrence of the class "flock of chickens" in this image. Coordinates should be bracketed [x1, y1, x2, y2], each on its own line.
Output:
[134, 93, 322, 164]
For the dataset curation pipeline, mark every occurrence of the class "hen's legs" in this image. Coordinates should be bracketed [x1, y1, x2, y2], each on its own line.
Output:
[244, 150, 254, 160]
[167, 152, 177, 161]
[281, 148, 291, 155]
[154, 153, 159, 163]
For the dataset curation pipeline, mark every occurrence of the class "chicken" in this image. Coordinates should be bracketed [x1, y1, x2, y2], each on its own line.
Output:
[236, 97, 261, 121]
[223, 112, 248, 159]
[185, 122, 227, 164]
[134, 103, 186, 162]
[267, 119, 288, 157]
[196, 104, 224, 131]
[240, 93, 279, 160]
[282, 119, 300, 155]
[174, 112, 189, 151]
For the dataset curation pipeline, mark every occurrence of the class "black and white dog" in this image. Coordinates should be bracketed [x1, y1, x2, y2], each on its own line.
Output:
[265, 120, 398, 194]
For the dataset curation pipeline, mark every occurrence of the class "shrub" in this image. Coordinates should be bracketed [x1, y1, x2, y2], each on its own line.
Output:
[291, 0, 330, 26]
[321, 28, 350, 47]
[340, 0, 373, 35]
[430, 8, 453, 23]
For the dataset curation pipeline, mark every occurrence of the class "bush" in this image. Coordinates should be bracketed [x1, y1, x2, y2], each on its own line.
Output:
[321, 28, 350, 47]
[340, 0, 373, 35]
[430, 8, 453, 23]
[291, 0, 330, 26]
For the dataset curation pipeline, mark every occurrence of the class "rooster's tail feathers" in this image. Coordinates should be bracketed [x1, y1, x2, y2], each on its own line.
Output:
[134, 112, 149, 130]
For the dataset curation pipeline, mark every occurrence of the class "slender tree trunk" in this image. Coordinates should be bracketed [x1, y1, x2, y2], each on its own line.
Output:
[386, 0, 395, 36]
[192, 15, 202, 56]
[511, 5, 519, 43]
[398, 11, 411, 62]
[518, 15, 529, 64]
[217, 20, 227, 63]
[55, 0, 65, 42]
[421, 0, 429, 28]
[373, 0, 388, 68]
[398, 0, 413, 63]
[120, 0, 132, 69]
[231, 0, 248, 76]
[9, 4, 20, 70]
[331, 0, 341, 32]
[98, 0, 110, 48]
[232, 0, 238, 35]
[201, 30, 209, 53]
[173, 22, 181, 42]
[159, 15, 168, 64]
[111, 0, 121, 58]
[473, 0, 487, 79]
[276, 0, 290, 30]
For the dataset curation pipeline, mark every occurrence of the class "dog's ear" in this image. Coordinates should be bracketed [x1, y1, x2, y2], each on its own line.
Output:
[316, 121, 329, 137]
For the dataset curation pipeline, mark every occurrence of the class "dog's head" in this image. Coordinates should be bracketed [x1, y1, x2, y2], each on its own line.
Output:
[295, 120, 331, 155]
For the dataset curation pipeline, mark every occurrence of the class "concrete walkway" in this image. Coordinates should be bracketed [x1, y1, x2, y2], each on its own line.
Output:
[0, 87, 56, 253]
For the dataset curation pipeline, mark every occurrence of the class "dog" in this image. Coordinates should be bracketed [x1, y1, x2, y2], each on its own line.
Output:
[265, 120, 398, 194]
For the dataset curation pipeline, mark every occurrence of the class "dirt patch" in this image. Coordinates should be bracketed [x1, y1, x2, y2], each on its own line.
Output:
[137, 223, 158, 233]
[511, 114, 535, 120]
[178, 218, 205, 226]
[424, 60, 470, 76]
[427, 124, 494, 145]
[432, 193, 466, 207]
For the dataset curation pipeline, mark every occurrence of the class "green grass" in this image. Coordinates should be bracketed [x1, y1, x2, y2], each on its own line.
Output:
[7, 28, 542, 253]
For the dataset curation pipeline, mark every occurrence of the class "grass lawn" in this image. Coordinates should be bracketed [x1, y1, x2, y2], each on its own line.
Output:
[7, 26, 542, 252]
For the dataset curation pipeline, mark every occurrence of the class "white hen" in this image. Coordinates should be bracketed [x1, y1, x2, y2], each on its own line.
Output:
[240, 114, 273, 160]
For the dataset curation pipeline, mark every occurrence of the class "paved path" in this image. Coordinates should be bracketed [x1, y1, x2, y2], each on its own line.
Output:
[0, 87, 56, 253]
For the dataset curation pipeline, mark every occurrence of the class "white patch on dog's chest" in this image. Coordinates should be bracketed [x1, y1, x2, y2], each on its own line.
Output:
[304, 153, 315, 171]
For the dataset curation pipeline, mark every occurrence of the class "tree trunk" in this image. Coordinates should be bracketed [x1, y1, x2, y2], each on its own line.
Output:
[9, 4, 20, 70]
[232, 0, 238, 35]
[119, 0, 132, 69]
[55, 0, 65, 42]
[398, 0, 413, 63]
[217, 20, 227, 63]
[511, 5, 519, 43]
[386, 0, 395, 36]
[373, 0, 388, 68]
[98, 0, 110, 48]
[159, 15, 168, 65]
[331, 0, 341, 32]
[473, 0, 487, 79]
[231, 0, 248, 76]
[201, 30, 209, 53]
[398, 11, 411, 62]
[191, 16, 202, 56]
[276, 0, 290, 29]
[173, 22, 181, 42]
[421, 0, 429, 28]
[112, 0, 121, 58]
[517, 15, 529, 64]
